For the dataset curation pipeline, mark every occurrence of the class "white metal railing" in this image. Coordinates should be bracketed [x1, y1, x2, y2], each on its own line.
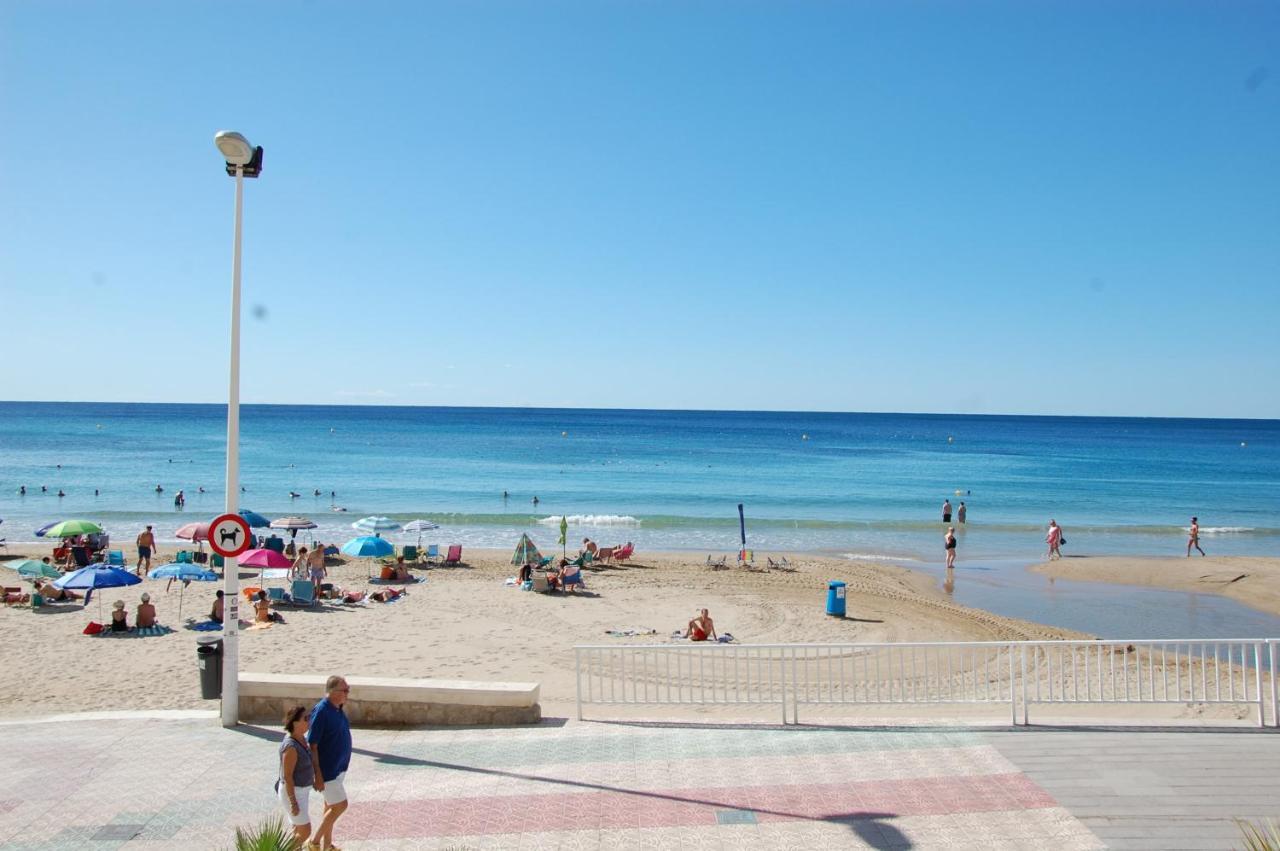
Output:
[574, 639, 1280, 727]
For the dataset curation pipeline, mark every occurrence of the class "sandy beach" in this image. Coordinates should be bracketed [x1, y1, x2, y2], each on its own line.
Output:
[0, 545, 1092, 719]
[1030, 555, 1280, 618]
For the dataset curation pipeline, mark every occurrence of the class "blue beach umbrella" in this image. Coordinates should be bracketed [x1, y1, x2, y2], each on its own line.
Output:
[342, 535, 395, 579]
[55, 565, 142, 622]
[34, 521, 58, 538]
[238, 510, 271, 528]
[148, 563, 218, 621]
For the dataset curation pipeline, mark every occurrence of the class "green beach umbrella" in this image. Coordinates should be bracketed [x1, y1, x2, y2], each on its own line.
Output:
[559, 516, 568, 557]
[42, 519, 103, 538]
[511, 533, 542, 566]
[3, 559, 61, 580]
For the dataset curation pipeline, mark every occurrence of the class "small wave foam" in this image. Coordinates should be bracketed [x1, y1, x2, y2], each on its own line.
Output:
[537, 514, 641, 526]
[1194, 526, 1255, 535]
[840, 552, 922, 564]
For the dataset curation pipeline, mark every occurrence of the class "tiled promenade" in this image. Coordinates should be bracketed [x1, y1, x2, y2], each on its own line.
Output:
[0, 711, 1275, 849]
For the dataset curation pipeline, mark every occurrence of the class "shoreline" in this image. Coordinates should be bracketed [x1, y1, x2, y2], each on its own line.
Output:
[1029, 555, 1280, 619]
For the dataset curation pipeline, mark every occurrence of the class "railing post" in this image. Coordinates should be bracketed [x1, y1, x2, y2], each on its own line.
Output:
[1008, 643, 1017, 726]
[575, 647, 583, 721]
[792, 646, 800, 725]
[1264, 639, 1274, 726]
[779, 647, 788, 725]
[1020, 644, 1029, 726]
[1255, 642, 1265, 728]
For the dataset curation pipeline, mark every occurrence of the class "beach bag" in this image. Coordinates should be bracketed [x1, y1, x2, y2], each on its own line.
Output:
[83, 621, 104, 635]
[1059, 535, 1066, 547]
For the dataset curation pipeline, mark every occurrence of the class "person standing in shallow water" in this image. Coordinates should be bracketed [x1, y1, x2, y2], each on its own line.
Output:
[1046, 520, 1062, 560]
[957, 502, 967, 524]
[941, 499, 952, 523]
[1187, 516, 1206, 557]
[944, 526, 957, 570]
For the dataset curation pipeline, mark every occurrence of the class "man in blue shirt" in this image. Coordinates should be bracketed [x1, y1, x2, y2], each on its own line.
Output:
[307, 675, 352, 851]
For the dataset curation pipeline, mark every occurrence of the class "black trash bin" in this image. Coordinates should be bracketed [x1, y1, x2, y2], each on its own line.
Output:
[196, 636, 223, 699]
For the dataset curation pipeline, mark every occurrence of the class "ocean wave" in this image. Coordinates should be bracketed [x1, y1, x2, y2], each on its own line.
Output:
[1194, 526, 1255, 535]
[536, 514, 641, 526]
[840, 553, 922, 563]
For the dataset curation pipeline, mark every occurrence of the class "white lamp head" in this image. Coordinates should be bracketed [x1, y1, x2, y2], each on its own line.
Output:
[214, 131, 255, 166]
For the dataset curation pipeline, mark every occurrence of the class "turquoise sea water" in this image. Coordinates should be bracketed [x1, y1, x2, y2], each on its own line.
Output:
[0, 402, 1277, 561]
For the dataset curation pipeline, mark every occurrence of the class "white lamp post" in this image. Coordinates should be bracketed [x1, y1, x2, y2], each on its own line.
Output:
[214, 130, 262, 728]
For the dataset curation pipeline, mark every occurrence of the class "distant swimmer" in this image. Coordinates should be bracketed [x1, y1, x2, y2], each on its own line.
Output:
[41, 485, 47, 493]
[240, 486, 246, 493]
[57, 489, 65, 498]
[332, 506, 348, 512]
[313, 489, 321, 496]
[174, 490, 185, 508]
[56, 464, 61, 469]
[941, 499, 952, 523]
[198, 486, 205, 493]
[94, 488, 99, 497]
[289, 491, 301, 499]
[532, 495, 540, 506]
[155, 484, 164, 493]
[957, 502, 967, 524]
[330, 490, 336, 499]
[503, 490, 509, 499]
[1187, 516, 1206, 557]
[18, 485, 25, 495]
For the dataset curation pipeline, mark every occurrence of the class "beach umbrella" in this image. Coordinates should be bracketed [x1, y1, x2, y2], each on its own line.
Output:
[34, 521, 58, 538]
[402, 519, 439, 548]
[3, 558, 61, 580]
[240, 547, 293, 583]
[270, 516, 317, 544]
[738, 503, 747, 558]
[238, 509, 271, 528]
[342, 535, 394, 579]
[54, 564, 141, 623]
[511, 533, 542, 566]
[175, 521, 211, 542]
[148, 562, 217, 621]
[353, 516, 400, 536]
[42, 519, 103, 539]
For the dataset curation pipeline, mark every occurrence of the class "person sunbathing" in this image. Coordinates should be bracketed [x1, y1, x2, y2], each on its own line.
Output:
[35, 581, 79, 602]
[683, 609, 717, 642]
[136, 592, 157, 628]
[370, 588, 402, 603]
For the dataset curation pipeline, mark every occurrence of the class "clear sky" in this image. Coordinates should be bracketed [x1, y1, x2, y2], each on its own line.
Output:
[2, 1, 1277, 417]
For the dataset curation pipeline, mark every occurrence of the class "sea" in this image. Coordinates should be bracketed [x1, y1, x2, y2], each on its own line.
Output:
[2, 402, 1277, 563]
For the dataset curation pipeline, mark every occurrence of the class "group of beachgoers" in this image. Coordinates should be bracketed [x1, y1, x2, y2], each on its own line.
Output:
[939, 498, 1209, 568]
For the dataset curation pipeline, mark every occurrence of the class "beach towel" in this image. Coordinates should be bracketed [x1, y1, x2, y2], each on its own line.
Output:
[605, 628, 658, 637]
[93, 624, 174, 638]
[188, 620, 223, 632]
[368, 576, 422, 585]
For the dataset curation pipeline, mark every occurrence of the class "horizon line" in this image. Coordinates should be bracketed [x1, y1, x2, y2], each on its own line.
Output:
[1, 399, 1276, 423]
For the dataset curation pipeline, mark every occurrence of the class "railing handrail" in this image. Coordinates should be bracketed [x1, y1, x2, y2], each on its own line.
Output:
[575, 638, 1280, 651]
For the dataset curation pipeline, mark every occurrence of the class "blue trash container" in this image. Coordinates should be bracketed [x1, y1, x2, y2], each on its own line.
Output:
[826, 580, 846, 617]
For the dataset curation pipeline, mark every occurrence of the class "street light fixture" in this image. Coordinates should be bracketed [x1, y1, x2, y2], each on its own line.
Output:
[214, 129, 263, 728]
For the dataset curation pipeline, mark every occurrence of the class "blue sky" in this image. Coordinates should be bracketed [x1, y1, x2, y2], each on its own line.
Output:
[2, 1, 1277, 417]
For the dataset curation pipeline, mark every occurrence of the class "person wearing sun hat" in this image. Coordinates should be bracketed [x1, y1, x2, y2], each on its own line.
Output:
[110, 600, 130, 633]
[137, 593, 157, 629]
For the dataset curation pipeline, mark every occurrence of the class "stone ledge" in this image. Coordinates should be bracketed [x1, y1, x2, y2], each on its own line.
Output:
[238, 673, 541, 727]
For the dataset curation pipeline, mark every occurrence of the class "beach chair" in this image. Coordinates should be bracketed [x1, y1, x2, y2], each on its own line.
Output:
[425, 544, 440, 564]
[285, 579, 316, 606]
[613, 543, 635, 563]
[71, 547, 91, 568]
[211, 554, 225, 569]
[737, 549, 755, 569]
[176, 551, 192, 564]
[706, 554, 728, 570]
[402, 544, 419, 562]
[443, 545, 462, 566]
[596, 546, 615, 564]
[531, 571, 552, 593]
[266, 586, 287, 603]
[106, 550, 125, 566]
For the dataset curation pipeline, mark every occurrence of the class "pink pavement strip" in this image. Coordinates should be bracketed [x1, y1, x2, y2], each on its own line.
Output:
[344, 771, 1058, 840]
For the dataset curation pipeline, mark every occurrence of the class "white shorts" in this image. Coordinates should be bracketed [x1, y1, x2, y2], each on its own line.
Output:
[321, 771, 348, 805]
[278, 783, 311, 826]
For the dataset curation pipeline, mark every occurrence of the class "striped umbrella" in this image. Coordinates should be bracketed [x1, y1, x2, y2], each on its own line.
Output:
[352, 516, 400, 535]
[402, 519, 439, 548]
[270, 516, 317, 531]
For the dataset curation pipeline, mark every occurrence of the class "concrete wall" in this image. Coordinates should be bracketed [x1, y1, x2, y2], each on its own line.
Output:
[239, 694, 541, 727]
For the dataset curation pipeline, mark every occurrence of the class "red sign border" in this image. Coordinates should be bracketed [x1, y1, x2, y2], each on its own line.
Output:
[208, 513, 252, 558]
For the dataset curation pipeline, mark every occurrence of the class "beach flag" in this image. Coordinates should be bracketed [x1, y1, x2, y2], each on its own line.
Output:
[559, 516, 568, 557]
